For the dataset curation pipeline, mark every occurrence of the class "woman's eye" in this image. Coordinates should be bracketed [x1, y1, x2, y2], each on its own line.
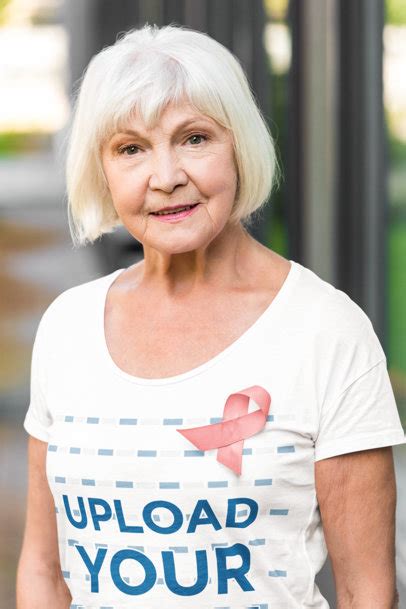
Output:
[117, 135, 206, 155]
[187, 134, 207, 145]
[119, 145, 139, 156]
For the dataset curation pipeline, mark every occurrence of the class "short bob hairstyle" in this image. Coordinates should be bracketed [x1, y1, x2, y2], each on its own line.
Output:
[65, 23, 281, 247]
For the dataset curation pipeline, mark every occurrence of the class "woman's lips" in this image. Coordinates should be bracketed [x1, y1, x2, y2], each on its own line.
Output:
[150, 203, 201, 222]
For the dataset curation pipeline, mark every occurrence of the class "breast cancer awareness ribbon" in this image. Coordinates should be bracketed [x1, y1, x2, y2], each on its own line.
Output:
[177, 385, 271, 476]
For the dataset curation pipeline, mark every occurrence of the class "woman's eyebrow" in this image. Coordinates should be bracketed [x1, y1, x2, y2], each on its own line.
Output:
[117, 117, 215, 138]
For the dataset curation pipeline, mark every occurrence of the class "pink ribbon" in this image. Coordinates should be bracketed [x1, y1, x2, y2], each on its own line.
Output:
[177, 385, 271, 476]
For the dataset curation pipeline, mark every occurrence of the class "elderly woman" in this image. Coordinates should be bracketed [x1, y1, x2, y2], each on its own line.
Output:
[17, 23, 404, 609]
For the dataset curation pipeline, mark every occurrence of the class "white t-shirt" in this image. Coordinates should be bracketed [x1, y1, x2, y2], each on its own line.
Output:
[24, 259, 405, 609]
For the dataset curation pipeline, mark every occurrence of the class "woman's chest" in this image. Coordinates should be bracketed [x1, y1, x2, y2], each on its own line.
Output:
[46, 397, 317, 553]
[46, 304, 320, 494]
[45, 343, 320, 597]
[47, 405, 318, 604]
[104, 295, 278, 379]
[46, 365, 318, 494]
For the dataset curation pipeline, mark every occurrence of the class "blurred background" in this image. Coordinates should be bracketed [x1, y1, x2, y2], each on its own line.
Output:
[0, 0, 405, 607]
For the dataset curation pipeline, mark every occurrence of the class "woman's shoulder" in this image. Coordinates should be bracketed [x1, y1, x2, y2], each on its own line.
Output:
[248, 249, 372, 335]
[292, 260, 369, 322]
[38, 269, 122, 328]
[292, 260, 385, 361]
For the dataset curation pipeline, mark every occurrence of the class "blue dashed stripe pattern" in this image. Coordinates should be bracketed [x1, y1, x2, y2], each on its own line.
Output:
[115, 480, 133, 488]
[270, 508, 289, 515]
[119, 418, 137, 425]
[52, 400, 297, 606]
[68, 539, 79, 546]
[269, 569, 287, 577]
[59, 533, 285, 554]
[47, 443, 295, 458]
[254, 478, 273, 486]
[208, 480, 229, 488]
[70, 603, 270, 609]
[138, 450, 157, 457]
[248, 538, 265, 546]
[163, 418, 183, 425]
[52, 475, 278, 489]
[277, 445, 295, 453]
[184, 449, 205, 456]
[98, 448, 113, 456]
[56, 412, 295, 427]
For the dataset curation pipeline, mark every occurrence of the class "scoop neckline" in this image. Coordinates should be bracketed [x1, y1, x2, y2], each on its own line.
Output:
[99, 259, 302, 386]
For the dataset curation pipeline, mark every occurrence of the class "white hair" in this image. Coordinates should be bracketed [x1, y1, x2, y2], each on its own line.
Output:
[65, 23, 281, 247]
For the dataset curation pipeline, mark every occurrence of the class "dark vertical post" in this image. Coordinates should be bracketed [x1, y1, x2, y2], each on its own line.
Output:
[338, 0, 386, 341]
[96, 0, 140, 47]
[286, 0, 305, 263]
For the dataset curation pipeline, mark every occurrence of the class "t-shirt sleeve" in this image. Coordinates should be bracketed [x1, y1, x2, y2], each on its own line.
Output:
[314, 294, 405, 461]
[23, 311, 53, 442]
[314, 359, 405, 461]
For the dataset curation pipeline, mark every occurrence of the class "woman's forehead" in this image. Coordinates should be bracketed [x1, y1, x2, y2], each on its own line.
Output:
[124, 100, 212, 127]
[114, 102, 220, 135]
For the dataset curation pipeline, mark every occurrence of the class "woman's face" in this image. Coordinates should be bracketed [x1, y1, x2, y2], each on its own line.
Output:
[101, 100, 239, 254]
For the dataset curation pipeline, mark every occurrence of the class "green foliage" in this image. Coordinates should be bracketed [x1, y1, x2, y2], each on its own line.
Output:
[0, 0, 11, 25]
[385, 0, 406, 25]
[388, 134, 406, 168]
[264, 0, 289, 22]
[0, 132, 51, 157]
[388, 220, 406, 428]
[389, 221, 406, 366]
[263, 56, 289, 256]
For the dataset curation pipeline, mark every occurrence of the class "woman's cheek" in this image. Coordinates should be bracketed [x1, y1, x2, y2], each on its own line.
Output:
[192, 158, 236, 195]
[113, 174, 144, 209]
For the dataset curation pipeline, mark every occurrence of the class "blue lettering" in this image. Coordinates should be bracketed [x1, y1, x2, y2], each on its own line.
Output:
[163, 549, 208, 596]
[110, 549, 156, 595]
[75, 545, 107, 593]
[216, 543, 254, 594]
[187, 499, 222, 533]
[88, 498, 112, 531]
[63, 495, 87, 529]
[226, 498, 258, 528]
[114, 499, 143, 533]
[143, 501, 183, 534]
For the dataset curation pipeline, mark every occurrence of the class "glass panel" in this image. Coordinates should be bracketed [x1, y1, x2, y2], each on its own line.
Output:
[263, 0, 290, 256]
[385, 0, 406, 431]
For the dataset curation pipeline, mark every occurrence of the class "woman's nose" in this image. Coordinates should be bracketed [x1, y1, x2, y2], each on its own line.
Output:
[148, 148, 188, 192]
